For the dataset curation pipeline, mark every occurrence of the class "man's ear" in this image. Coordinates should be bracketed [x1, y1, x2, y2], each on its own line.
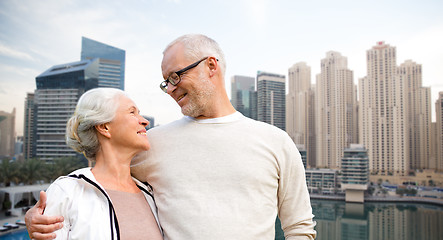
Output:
[95, 124, 111, 138]
[207, 57, 218, 77]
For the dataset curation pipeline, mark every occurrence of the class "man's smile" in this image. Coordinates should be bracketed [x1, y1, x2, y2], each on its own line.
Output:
[177, 93, 186, 102]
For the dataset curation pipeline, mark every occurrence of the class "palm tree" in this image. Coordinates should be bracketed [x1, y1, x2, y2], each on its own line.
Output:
[18, 158, 44, 185]
[3, 157, 88, 186]
[43, 157, 86, 182]
[0, 159, 20, 187]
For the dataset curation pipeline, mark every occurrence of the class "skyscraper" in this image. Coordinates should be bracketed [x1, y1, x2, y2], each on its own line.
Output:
[436, 92, 443, 172]
[316, 51, 357, 169]
[0, 108, 16, 157]
[398, 60, 432, 170]
[231, 75, 256, 119]
[286, 62, 316, 167]
[359, 41, 408, 176]
[33, 59, 99, 160]
[257, 71, 286, 130]
[81, 37, 125, 90]
[430, 122, 438, 170]
[23, 93, 35, 160]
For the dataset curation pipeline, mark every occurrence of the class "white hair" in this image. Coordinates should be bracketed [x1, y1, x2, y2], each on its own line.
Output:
[164, 34, 226, 77]
[66, 87, 127, 161]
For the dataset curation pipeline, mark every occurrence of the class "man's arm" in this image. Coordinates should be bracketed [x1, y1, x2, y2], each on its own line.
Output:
[277, 136, 316, 240]
[25, 191, 64, 240]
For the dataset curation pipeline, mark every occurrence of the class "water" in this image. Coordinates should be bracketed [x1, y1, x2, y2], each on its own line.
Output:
[276, 199, 443, 240]
[0, 230, 29, 240]
[3, 200, 442, 240]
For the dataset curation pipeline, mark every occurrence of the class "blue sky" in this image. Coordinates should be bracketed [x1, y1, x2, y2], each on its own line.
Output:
[1, 0, 442, 135]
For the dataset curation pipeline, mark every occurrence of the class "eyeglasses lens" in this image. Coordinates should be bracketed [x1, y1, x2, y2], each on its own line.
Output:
[168, 72, 180, 85]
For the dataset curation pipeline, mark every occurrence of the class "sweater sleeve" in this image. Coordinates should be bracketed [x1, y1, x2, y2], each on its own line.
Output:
[130, 150, 150, 182]
[44, 181, 73, 240]
[277, 135, 316, 240]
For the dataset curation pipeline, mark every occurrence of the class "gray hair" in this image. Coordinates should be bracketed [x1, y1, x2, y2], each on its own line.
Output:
[164, 34, 226, 77]
[66, 87, 127, 161]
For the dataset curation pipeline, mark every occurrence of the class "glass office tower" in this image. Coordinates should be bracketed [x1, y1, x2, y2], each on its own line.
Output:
[231, 75, 256, 119]
[257, 71, 286, 131]
[81, 37, 125, 90]
[33, 59, 99, 160]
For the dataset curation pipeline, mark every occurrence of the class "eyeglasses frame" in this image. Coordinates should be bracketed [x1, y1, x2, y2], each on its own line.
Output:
[160, 57, 210, 93]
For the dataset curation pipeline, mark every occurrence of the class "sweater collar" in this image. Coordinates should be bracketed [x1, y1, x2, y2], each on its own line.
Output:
[184, 111, 244, 124]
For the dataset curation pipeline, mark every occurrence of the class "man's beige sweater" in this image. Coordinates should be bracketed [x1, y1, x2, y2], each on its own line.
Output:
[131, 113, 316, 239]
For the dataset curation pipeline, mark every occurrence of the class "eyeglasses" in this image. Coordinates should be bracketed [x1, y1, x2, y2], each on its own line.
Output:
[160, 57, 210, 93]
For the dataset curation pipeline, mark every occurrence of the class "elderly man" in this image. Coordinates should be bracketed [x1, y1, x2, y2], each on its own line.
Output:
[26, 34, 316, 240]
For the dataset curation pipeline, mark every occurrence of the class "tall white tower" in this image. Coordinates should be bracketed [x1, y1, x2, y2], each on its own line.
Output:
[398, 60, 431, 170]
[436, 92, 443, 172]
[287, 62, 316, 167]
[316, 51, 357, 169]
[359, 41, 409, 176]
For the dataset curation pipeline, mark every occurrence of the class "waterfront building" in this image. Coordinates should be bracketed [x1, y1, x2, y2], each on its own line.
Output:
[0, 108, 16, 158]
[305, 168, 338, 194]
[359, 41, 409, 176]
[316, 51, 357, 169]
[230, 75, 256, 119]
[341, 144, 369, 202]
[398, 60, 432, 170]
[33, 59, 99, 160]
[437, 92, 443, 172]
[257, 71, 286, 130]
[296, 144, 307, 169]
[81, 37, 125, 90]
[341, 144, 369, 185]
[23, 93, 35, 159]
[287, 62, 316, 167]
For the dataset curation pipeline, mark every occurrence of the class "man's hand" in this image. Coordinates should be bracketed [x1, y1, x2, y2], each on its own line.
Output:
[25, 191, 63, 240]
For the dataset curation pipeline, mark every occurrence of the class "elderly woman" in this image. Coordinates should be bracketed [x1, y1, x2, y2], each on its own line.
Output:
[35, 88, 163, 239]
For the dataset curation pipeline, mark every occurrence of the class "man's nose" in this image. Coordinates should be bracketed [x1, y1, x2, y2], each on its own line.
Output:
[167, 83, 178, 95]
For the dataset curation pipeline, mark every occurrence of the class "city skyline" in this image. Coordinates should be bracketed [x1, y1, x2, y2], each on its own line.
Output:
[1, 0, 442, 135]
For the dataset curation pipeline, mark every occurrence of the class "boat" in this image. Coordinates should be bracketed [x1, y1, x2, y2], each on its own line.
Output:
[3, 223, 19, 229]
[15, 219, 26, 226]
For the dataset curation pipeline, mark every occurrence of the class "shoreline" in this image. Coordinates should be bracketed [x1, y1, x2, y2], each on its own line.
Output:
[1, 195, 442, 237]
[310, 194, 443, 207]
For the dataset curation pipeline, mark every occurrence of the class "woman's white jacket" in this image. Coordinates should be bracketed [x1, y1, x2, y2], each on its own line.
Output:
[44, 167, 162, 240]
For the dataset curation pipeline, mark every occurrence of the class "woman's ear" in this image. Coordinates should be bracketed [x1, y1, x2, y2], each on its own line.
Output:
[96, 124, 111, 138]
